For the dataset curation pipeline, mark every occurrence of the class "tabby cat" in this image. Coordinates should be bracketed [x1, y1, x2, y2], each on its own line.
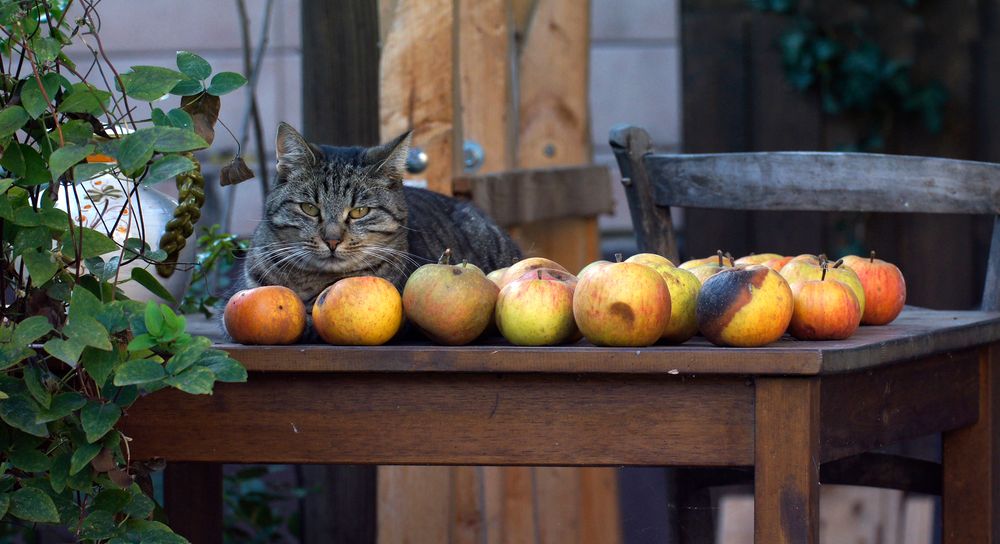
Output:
[235, 122, 522, 308]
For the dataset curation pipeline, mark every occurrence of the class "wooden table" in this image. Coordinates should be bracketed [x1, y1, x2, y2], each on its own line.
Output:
[123, 307, 1000, 543]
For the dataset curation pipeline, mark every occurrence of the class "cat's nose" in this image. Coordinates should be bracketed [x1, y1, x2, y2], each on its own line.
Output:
[326, 239, 340, 251]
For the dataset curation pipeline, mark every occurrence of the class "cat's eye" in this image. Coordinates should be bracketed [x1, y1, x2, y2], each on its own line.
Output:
[300, 203, 320, 217]
[348, 207, 370, 219]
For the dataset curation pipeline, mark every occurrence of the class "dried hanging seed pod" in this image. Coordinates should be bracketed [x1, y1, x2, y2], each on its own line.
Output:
[156, 153, 205, 277]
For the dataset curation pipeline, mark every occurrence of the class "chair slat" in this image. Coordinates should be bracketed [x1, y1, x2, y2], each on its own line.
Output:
[644, 152, 1000, 214]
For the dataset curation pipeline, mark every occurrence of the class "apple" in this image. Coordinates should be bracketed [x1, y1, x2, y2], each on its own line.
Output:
[841, 251, 906, 325]
[486, 267, 508, 286]
[625, 253, 675, 268]
[696, 265, 793, 347]
[780, 258, 866, 317]
[499, 257, 569, 289]
[224, 286, 307, 345]
[644, 264, 701, 344]
[312, 277, 403, 345]
[573, 256, 671, 347]
[790, 253, 825, 265]
[496, 269, 579, 346]
[788, 268, 862, 340]
[679, 255, 720, 270]
[688, 250, 735, 284]
[578, 259, 612, 281]
[734, 253, 783, 266]
[761, 255, 793, 271]
[402, 249, 499, 344]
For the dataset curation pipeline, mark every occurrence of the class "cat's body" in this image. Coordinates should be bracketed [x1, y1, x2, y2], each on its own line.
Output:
[233, 124, 521, 309]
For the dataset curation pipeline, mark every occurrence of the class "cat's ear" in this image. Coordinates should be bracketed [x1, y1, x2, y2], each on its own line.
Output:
[275, 122, 317, 176]
[365, 131, 412, 185]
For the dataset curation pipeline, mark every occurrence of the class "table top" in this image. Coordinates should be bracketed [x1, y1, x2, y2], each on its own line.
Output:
[200, 307, 1000, 376]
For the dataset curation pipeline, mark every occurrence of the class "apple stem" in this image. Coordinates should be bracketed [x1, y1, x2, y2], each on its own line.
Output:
[870, 250, 876, 263]
[724, 252, 735, 267]
[716, 249, 724, 267]
[439, 248, 452, 265]
[462, 259, 469, 268]
[832, 258, 844, 269]
[512, 257, 519, 264]
[822, 267, 828, 281]
[615, 253, 623, 263]
[537, 270, 543, 280]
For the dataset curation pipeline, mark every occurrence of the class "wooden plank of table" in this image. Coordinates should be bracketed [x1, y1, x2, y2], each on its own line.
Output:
[124, 373, 754, 467]
[379, 0, 460, 195]
[204, 308, 1000, 376]
[820, 349, 980, 462]
[755, 377, 820, 544]
[943, 343, 1000, 542]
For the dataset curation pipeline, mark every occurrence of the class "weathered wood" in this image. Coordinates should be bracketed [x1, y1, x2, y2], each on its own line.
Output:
[302, 0, 380, 147]
[508, 216, 600, 274]
[819, 453, 942, 496]
[377, 466, 451, 543]
[942, 343, 1000, 543]
[124, 373, 755, 467]
[163, 462, 223, 544]
[452, 165, 613, 228]
[578, 467, 622, 544]
[535, 467, 581, 543]
[984, 215, 1000, 311]
[450, 466, 485, 544]
[755, 378, 820, 544]
[379, 0, 460, 194]
[197, 307, 1000, 376]
[300, 465, 376, 543]
[643, 149, 1000, 215]
[609, 125, 678, 261]
[820, 349, 980, 461]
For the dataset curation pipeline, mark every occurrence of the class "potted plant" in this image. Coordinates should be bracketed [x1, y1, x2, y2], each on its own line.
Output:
[0, 1, 247, 540]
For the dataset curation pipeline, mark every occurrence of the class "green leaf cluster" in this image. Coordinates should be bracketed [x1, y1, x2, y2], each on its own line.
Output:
[0, 2, 248, 541]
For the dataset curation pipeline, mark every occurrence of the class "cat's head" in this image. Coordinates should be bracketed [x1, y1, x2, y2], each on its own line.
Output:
[257, 122, 412, 275]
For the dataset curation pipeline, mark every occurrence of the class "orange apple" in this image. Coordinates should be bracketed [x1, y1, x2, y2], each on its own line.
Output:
[312, 277, 403, 345]
[573, 257, 671, 347]
[496, 269, 579, 346]
[781, 258, 866, 317]
[696, 265, 793, 347]
[578, 259, 612, 281]
[841, 251, 906, 325]
[224, 286, 307, 345]
[402, 249, 499, 344]
[499, 257, 569, 289]
[788, 269, 862, 340]
[761, 256, 793, 271]
[625, 253, 675, 268]
[688, 251, 735, 284]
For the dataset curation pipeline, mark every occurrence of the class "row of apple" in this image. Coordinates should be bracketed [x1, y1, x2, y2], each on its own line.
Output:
[223, 248, 905, 347]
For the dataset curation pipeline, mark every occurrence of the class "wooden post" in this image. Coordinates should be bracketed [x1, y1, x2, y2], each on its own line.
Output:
[163, 462, 223, 544]
[300, 1, 381, 542]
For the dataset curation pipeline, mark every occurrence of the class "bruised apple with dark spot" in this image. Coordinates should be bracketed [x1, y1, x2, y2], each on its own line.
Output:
[572, 256, 670, 347]
[696, 265, 793, 347]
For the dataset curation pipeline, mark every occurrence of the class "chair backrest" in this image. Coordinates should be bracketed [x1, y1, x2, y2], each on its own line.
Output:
[609, 125, 1000, 312]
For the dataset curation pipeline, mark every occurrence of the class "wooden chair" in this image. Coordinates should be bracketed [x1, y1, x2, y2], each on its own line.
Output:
[609, 124, 1000, 542]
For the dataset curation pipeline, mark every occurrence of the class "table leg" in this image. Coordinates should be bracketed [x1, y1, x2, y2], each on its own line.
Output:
[943, 343, 1000, 543]
[164, 462, 223, 544]
[754, 377, 820, 544]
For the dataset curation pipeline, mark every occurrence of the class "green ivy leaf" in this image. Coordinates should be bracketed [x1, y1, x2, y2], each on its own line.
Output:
[206, 71, 247, 96]
[131, 267, 177, 303]
[64, 316, 112, 351]
[164, 366, 215, 395]
[126, 519, 189, 543]
[22, 249, 58, 285]
[36, 207, 70, 230]
[118, 66, 187, 101]
[151, 107, 170, 126]
[167, 108, 194, 129]
[200, 353, 247, 383]
[166, 337, 210, 375]
[0, 143, 49, 185]
[42, 337, 85, 367]
[153, 126, 208, 153]
[176, 51, 212, 80]
[69, 285, 105, 320]
[22, 366, 50, 409]
[48, 452, 70, 493]
[9, 445, 50, 472]
[93, 488, 130, 512]
[113, 359, 166, 386]
[62, 227, 119, 260]
[35, 392, 87, 423]
[69, 441, 101, 475]
[144, 302, 164, 336]
[122, 485, 155, 518]
[73, 162, 115, 182]
[12, 316, 52, 346]
[115, 127, 158, 176]
[126, 333, 157, 352]
[49, 143, 95, 181]
[0, 493, 9, 519]
[82, 347, 119, 387]
[20, 72, 61, 118]
[80, 509, 117, 539]
[169, 78, 205, 96]
[51, 119, 95, 146]
[143, 153, 195, 185]
[31, 36, 62, 64]
[0, 105, 29, 138]
[9, 487, 59, 523]
[13, 226, 50, 256]
[81, 401, 121, 443]
[58, 83, 111, 115]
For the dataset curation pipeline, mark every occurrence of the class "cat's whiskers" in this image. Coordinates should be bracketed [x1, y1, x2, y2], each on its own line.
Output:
[363, 245, 425, 269]
[251, 246, 311, 279]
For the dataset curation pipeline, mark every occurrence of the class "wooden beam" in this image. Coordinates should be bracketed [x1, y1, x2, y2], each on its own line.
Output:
[380, 0, 461, 194]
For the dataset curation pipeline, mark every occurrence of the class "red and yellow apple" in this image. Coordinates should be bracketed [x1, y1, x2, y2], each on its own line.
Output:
[313, 277, 403, 345]
[625, 253, 675, 268]
[734, 253, 783, 267]
[402, 249, 499, 344]
[499, 257, 569, 289]
[841, 251, 906, 325]
[781, 258, 866, 317]
[788, 269, 862, 340]
[496, 269, 579, 346]
[578, 259, 613, 281]
[688, 251, 735, 284]
[696, 265, 793, 347]
[573, 258, 671, 347]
